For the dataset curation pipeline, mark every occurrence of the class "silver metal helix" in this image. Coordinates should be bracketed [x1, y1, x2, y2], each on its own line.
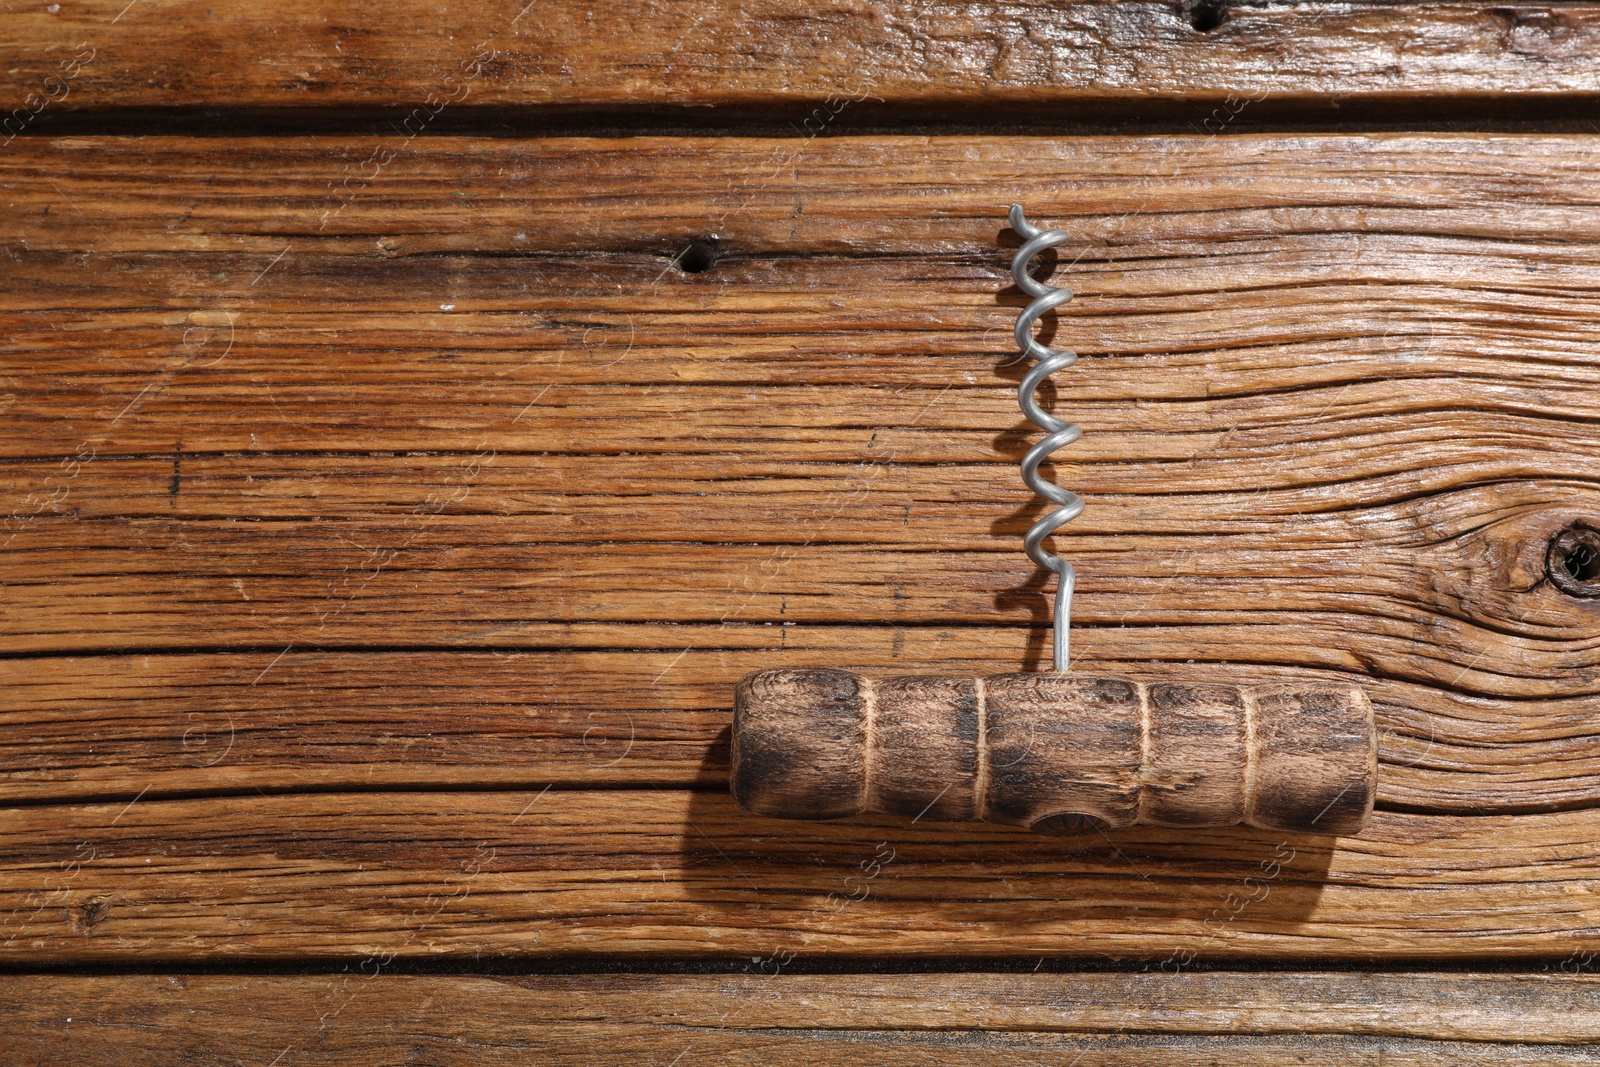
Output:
[1008, 204, 1083, 673]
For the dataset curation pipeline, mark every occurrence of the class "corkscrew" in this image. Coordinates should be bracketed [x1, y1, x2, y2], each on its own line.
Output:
[1010, 203, 1084, 672]
[728, 207, 1376, 838]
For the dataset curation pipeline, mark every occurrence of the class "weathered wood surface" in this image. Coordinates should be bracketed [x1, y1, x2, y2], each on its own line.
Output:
[12, 134, 1600, 260]
[5, 2, 1600, 117]
[3, 790, 1600, 961]
[2, 133, 1598, 960]
[729, 668, 1377, 833]
[5, 643, 1594, 814]
[7, 972, 1600, 1064]
[2, 134, 1596, 813]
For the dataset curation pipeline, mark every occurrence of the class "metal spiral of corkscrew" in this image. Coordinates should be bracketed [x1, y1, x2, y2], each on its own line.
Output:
[1008, 204, 1083, 673]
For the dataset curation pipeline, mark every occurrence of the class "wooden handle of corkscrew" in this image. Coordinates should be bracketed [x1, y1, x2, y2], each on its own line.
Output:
[731, 669, 1375, 836]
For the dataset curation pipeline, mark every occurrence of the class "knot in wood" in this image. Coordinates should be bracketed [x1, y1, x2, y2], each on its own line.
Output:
[1549, 523, 1600, 599]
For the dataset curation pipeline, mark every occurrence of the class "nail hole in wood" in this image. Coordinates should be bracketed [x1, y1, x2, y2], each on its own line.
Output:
[1182, 0, 1227, 32]
[1549, 524, 1600, 598]
[675, 236, 720, 274]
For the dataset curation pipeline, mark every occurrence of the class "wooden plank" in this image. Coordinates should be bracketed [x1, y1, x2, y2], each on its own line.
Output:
[7, 641, 1599, 813]
[1, 458, 1594, 678]
[3, 132, 1598, 962]
[3, 479, 1594, 694]
[5, 251, 1600, 457]
[2, 789, 1600, 960]
[6, 972, 1600, 1064]
[2, 135, 1597, 798]
[9, 134, 1600, 259]
[5, 2, 1600, 116]
[4, 136, 1599, 465]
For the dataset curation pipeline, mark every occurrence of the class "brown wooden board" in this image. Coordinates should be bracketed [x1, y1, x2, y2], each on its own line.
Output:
[6, 972, 1600, 1064]
[2, 134, 1597, 797]
[2, 133, 1598, 962]
[4, 2, 1600, 118]
[3, 790, 1600, 961]
[4, 640, 1596, 813]
[728, 667, 1378, 833]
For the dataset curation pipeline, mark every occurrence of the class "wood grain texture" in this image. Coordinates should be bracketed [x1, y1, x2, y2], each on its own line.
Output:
[7, 972, 1600, 1064]
[13, 134, 1600, 260]
[729, 668, 1375, 833]
[2, 132, 1598, 961]
[1, 643, 1591, 814]
[2, 789, 1600, 961]
[5, 2, 1600, 115]
[2, 135, 1596, 806]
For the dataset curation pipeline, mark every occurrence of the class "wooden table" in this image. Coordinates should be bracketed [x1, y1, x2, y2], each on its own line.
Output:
[4, 2, 1600, 1061]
